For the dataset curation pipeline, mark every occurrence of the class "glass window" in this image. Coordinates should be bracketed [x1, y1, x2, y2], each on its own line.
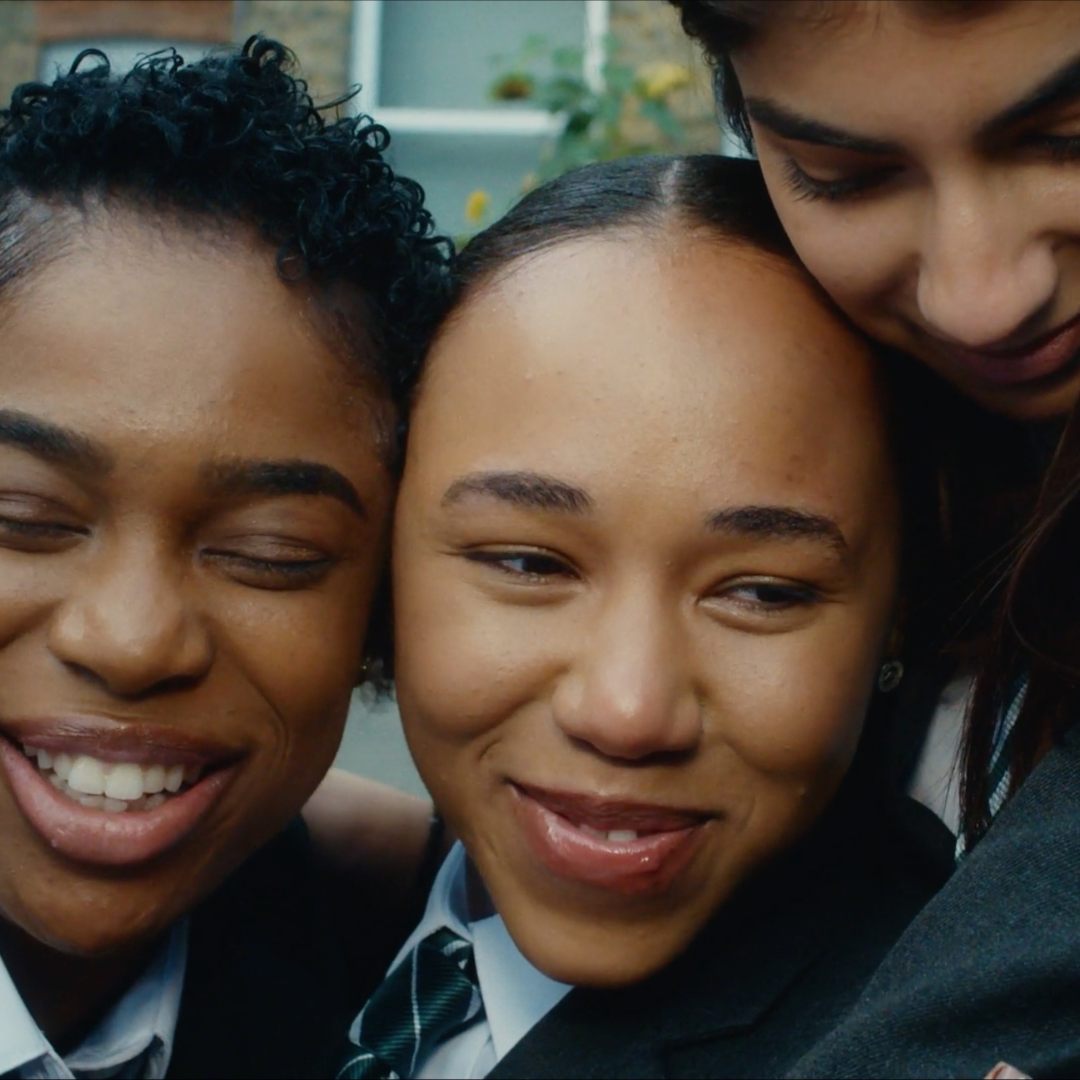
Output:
[379, 0, 586, 111]
[352, 0, 606, 237]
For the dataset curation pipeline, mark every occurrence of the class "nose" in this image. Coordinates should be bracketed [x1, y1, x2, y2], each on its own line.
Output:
[551, 590, 701, 760]
[47, 538, 214, 697]
[915, 175, 1057, 348]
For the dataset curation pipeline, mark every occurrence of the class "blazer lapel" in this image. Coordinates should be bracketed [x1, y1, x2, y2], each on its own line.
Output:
[489, 982, 666, 1079]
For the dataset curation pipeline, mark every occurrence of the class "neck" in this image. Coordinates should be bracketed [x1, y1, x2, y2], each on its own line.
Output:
[0, 917, 156, 1055]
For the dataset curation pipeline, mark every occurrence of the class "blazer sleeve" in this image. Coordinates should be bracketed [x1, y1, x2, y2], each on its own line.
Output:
[788, 724, 1080, 1080]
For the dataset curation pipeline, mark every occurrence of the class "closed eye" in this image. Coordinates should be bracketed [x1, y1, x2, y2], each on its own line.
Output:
[0, 496, 89, 552]
[1019, 130, 1080, 161]
[201, 548, 334, 590]
[783, 157, 902, 203]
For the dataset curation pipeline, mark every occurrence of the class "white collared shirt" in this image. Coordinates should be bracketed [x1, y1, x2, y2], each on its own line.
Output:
[351, 842, 571, 1080]
[0, 921, 188, 1080]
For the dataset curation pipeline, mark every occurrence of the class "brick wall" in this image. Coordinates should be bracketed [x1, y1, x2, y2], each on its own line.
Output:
[0, 1, 354, 105]
[611, 0, 720, 152]
[1, 2, 718, 140]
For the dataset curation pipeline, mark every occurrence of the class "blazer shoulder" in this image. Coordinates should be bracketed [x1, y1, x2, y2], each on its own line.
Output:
[168, 819, 386, 1080]
[492, 797, 942, 1080]
[790, 725, 1080, 1079]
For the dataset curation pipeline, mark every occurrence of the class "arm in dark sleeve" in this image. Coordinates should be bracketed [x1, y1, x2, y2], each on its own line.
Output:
[789, 725, 1080, 1080]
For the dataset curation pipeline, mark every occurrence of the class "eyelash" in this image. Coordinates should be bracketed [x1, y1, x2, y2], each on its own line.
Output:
[785, 127, 1080, 205]
[203, 550, 333, 589]
[464, 549, 576, 583]
[716, 580, 820, 613]
[782, 157, 895, 204]
[0, 514, 86, 548]
[1026, 132, 1080, 162]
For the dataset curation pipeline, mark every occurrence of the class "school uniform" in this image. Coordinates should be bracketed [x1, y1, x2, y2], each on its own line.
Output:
[344, 717, 953, 1080]
[0, 923, 187, 1079]
[0, 821, 405, 1080]
[788, 719, 1080, 1080]
[170, 819, 413, 1079]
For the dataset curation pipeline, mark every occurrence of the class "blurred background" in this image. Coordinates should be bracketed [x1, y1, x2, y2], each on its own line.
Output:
[4, 1, 728, 793]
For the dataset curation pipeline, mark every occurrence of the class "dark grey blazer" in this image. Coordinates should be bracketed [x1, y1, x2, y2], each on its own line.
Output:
[790, 722, 1080, 1080]
[488, 760, 950, 1080]
[167, 820, 415, 1080]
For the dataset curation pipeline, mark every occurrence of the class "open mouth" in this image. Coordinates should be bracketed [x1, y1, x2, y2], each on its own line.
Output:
[21, 744, 204, 813]
[509, 782, 713, 896]
[0, 725, 239, 867]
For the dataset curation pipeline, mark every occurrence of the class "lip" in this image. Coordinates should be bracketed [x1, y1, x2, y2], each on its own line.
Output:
[0, 718, 240, 867]
[509, 782, 712, 897]
[931, 309, 1080, 388]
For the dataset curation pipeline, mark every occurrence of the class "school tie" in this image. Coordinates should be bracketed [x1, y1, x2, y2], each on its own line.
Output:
[336, 927, 485, 1079]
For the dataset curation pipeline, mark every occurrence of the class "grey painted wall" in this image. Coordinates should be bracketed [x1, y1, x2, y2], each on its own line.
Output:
[334, 690, 428, 797]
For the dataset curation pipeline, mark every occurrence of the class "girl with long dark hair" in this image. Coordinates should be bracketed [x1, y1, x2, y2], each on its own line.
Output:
[672, 2, 1080, 1074]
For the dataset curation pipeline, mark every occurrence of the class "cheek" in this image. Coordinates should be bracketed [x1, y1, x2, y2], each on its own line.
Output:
[394, 554, 557, 745]
[706, 617, 880, 785]
[756, 150, 910, 328]
[212, 577, 376, 766]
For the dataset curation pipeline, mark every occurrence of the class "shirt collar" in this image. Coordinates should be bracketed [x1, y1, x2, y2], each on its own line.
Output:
[0, 919, 189, 1079]
[380, 842, 571, 1065]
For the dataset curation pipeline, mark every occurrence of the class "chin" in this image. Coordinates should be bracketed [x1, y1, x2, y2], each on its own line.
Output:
[14, 894, 178, 959]
[502, 902, 701, 989]
[979, 385, 1080, 422]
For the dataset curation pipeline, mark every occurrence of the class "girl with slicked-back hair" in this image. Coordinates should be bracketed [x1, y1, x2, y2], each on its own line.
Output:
[329, 152, 954, 1079]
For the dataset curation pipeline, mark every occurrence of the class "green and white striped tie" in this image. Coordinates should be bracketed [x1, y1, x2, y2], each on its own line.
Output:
[337, 928, 485, 1079]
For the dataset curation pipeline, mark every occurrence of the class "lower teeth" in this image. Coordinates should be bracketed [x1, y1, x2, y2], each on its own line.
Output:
[45, 769, 172, 812]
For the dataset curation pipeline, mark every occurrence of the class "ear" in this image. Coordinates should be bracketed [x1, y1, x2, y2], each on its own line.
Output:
[884, 591, 907, 658]
[884, 621, 904, 659]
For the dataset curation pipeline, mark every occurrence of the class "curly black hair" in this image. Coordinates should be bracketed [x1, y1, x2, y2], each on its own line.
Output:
[0, 35, 452, 418]
[0, 35, 453, 684]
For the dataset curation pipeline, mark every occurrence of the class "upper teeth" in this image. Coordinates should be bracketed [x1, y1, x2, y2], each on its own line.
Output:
[580, 824, 640, 842]
[23, 746, 202, 810]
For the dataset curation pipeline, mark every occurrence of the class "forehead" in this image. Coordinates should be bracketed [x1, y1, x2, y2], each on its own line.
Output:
[738, 1, 1080, 134]
[415, 233, 889, 511]
[0, 216, 388, 464]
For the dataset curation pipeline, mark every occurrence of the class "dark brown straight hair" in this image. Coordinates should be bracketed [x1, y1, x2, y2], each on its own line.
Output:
[441, 157, 1035, 703]
[671, 0, 1068, 846]
[670, 1, 1002, 153]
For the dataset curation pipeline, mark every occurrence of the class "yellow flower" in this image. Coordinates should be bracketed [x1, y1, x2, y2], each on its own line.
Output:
[464, 189, 491, 224]
[639, 61, 692, 100]
[462, 189, 492, 222]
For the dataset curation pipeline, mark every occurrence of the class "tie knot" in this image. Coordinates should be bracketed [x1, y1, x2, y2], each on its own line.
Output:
[337, 928, 484, 1080]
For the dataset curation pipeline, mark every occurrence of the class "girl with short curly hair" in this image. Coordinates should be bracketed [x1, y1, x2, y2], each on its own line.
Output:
[0, 36, 449, 1079]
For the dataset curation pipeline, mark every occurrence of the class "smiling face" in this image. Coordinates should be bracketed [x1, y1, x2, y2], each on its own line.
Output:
[393, 229, 901, 987]
[0, 211, 394, 959]
[733, 0, 1080, 419]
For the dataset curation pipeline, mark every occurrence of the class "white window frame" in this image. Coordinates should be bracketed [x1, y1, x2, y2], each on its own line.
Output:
[348, 0, 610, 135]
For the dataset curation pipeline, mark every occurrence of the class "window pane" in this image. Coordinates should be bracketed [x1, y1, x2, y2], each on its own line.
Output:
[387, 130, 545, 237]
[378, 0, 586, 110]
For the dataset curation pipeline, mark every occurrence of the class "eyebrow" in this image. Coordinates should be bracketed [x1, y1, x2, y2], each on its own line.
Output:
[745, 97, 901, 156]
[205, 459, 367, 518]
[979, 49, 1080, 139]
[747, 48, 1080, 158]
[706, 505, 848, 557]
[442, 471, 593, 514]
[0, 409, 113, 474]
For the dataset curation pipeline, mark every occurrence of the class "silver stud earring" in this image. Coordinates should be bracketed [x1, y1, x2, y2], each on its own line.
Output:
[877, 659, 904, 693]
